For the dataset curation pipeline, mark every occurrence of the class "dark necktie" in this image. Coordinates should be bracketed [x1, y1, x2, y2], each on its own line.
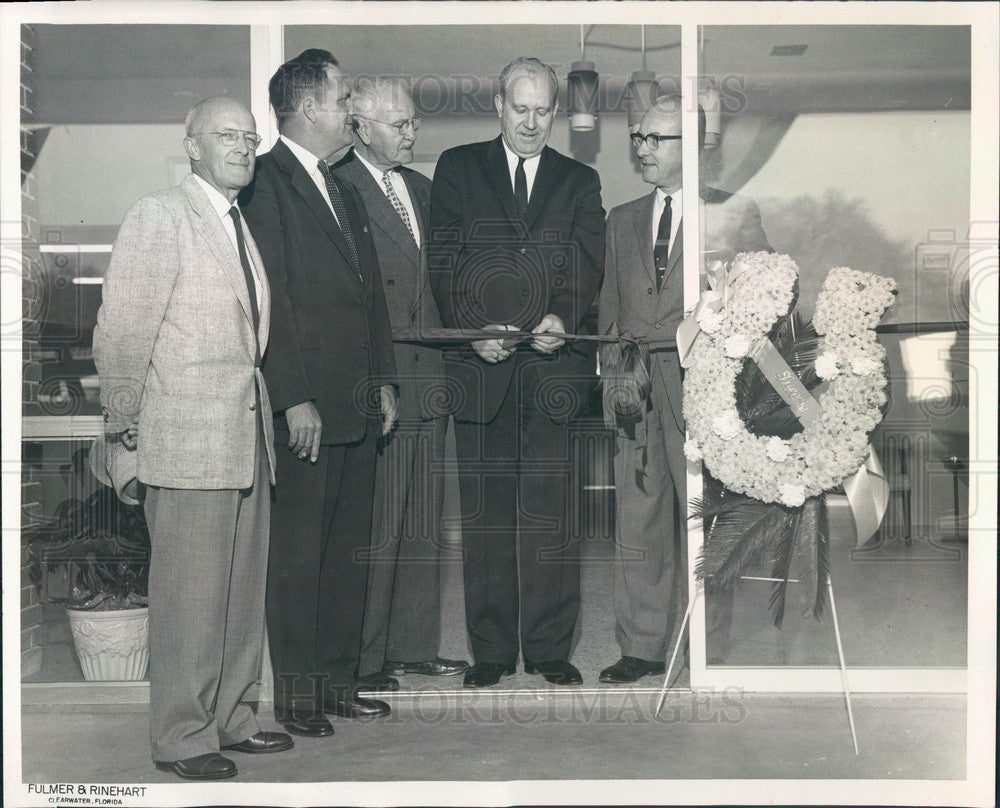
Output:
[514, 156, 528, 218]
[316, 160, 361, 277]
[228, 206, 261, 367]
[653, 195, 673, 292]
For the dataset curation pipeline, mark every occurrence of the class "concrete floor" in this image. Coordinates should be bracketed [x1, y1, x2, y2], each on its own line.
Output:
[21, 692, 965, 784]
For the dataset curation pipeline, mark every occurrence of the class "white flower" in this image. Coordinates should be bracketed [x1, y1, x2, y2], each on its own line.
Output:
[724, 335, 751, 358]
[683, 439, 703, 462]
[766, 437, 790, 463]
[780, 484, 806, 508]
[697, 308, 726, 334]
[850, 356, 880, 376]
[712, 411, 741, 441]
[815, 351, 840, 380]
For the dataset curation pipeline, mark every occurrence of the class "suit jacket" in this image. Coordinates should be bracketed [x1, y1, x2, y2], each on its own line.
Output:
[239, 138, 398, 445]
[93, 173, 275, 489]
[333, 151, 447, 422]
[599, 187, 769, 434]
[428, 136, 605, 423]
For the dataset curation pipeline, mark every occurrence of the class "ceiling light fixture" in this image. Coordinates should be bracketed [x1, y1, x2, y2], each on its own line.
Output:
[624, 26, 659, 132]
[567, 25, 599, 132]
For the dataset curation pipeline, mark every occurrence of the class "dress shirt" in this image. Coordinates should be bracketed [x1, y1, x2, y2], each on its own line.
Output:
[354, 150, 421, 247]
[191, 173, 262, 305]
[279, 134, 342, 228]
[652, 187, 682, 259]
[501, 138, 541, 202]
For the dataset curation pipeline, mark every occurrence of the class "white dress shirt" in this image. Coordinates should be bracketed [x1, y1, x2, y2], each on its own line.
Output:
[191, 173, 262, 305]
[280, 134, 342, 227]
[501, 138, 541, 201]
[652, 187, 683, 258]
[354, 150, 421, 247]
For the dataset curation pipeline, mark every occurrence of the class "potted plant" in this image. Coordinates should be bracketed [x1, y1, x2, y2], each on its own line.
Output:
[30, 447, 151, 681]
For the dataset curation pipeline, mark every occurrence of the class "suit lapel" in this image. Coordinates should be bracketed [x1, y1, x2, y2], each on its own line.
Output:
[401, 168, 430, 245]
[181, 175, 257, 344]
[632, 192, 657, 285]
[485, 137, 522, 226]
[522, 147, 563, 234]
[272, 140, 358, 276]
[344, 158, 420, 263]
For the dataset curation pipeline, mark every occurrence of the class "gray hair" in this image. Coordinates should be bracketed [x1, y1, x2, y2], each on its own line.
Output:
[498, 57, 559, 105]
[350, 75, 413, 118]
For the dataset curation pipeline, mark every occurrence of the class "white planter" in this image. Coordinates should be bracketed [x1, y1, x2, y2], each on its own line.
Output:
[65, 606, 149, 681]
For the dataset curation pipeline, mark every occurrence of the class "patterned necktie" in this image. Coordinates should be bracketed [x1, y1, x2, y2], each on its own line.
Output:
[382, 170, 416, 243]
[653, 195, 673, 292]
[316, 160, 361, 276]
[228, 206, 261, 367]
[514, 156, 528, 218]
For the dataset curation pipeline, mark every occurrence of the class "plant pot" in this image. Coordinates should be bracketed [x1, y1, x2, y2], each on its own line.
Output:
[65, 606, 150, 681]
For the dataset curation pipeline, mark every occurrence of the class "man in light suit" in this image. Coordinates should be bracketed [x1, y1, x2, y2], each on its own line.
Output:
[333, 77, 468, 690]
[598, 95, 770, 683]
[240, 49, 399, 735]
[93, 97, 292, 779]
[429, 57, 605, 688]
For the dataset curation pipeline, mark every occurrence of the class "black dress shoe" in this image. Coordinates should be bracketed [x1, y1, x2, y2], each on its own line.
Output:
[383, 657, 469, 677]
[323, 696, 391, 718]
[154, 752, 236, 780]
[357, 671, 400, 692]
[462, 661, 516, 688]
[598, 656, 666, 684]
[222, 731, 294, 754]
[274, 707, 335, 738]
[523, 659, 583, 685]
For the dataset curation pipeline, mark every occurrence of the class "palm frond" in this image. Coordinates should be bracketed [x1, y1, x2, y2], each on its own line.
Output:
[710, 505, 794, 590]
[768, 507, 800, 628]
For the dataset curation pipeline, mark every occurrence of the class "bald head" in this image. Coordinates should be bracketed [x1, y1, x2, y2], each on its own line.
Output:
[183, 97, 258, 201]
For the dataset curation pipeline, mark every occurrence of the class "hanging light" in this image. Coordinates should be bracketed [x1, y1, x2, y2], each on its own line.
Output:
[624, 26, 659, 131]
[567, 26, 599, 131]
[699, 85, 721, 149]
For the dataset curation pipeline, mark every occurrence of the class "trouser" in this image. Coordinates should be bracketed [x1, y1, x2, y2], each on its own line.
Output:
[266, 427, 378, 707]
[612, 361, 732, 662]
[359, 415, 449, 675]
[145, 428, 269, 762]
[454, 380, 581, 666]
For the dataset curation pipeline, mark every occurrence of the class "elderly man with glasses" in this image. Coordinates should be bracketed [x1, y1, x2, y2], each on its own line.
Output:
[333, 76, 468, 692]
[597, 95, 770, 684]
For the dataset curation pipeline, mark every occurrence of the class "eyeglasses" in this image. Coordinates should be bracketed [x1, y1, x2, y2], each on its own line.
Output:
[191, 130, 263, 149]
[630, 132, 682, 150]
[353, 115, 422, 135]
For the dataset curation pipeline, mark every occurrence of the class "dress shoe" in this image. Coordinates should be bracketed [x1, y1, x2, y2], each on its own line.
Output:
[598, 656, 666, 684]
[523, 659, 583, 686]
[222, 731, 294, 754]
[357, 670, 400, 692]
[274, 707, 335, 738]
[323, 696, 391, 718]
[154, 752, 236, 780]
[462, 661, 516, 688]
[383, 657, 469, 677]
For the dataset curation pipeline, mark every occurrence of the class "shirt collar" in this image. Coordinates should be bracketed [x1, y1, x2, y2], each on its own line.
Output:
[192, 173, 238, 218]
[353, 148, 398, 183]
[280, 134, 326, 176]
[501, 137, 541, 172]
[656, 186, 682, 207]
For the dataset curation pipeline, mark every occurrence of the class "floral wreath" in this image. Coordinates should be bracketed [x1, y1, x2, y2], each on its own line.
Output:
[682, 252, 897, 508]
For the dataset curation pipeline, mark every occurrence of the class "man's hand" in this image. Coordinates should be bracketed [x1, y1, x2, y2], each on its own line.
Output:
[530, 314, 566, 354]
[472, 324, 517, 364]
[120, 422, 138, 451]
[285, 401, 322, 463]
[380, 385, 399, 436]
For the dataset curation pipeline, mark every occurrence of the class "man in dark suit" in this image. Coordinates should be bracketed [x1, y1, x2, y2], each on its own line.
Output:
[333, 76, 468, 690]
[240, 49, 399, 735]
[597, 95, 770, 684]
[429, 57, 605, 688]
